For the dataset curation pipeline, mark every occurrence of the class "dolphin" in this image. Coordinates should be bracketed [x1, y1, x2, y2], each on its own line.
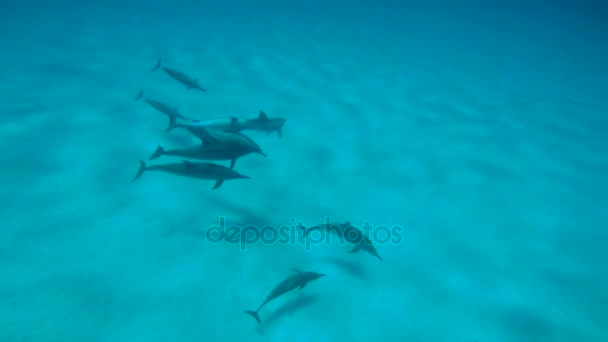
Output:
[135, 89, 195, 131]
[244, 269, 325, 325]
[231, 111, 286, 137]
[169, 125, 266, 158]
[167, 117, 243, 133]
[131, 160, 249, 189]
[148, 128, 266, 168]
[303, 221, 383, 261]
[152, 59, 207, 92]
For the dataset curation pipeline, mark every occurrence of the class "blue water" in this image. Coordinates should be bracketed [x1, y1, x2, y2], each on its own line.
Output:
[1, 1, 607, 341]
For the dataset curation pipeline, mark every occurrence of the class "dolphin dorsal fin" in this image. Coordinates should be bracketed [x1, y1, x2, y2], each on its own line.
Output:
[182, 160, 195, 168]
[258, 111, 269, 121]
[198, 129, 222, 145]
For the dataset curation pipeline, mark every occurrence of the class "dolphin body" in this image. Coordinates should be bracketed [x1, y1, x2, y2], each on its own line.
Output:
[303, 221, 383, 261]
[152, 59, 207, 92]
[244, 269, 325, 325]
[169, 125, 266, 158]
[168, 117, 243, 134]
[231, 111, 286, 137]
[135, 90, 194, 131]
[148, 128, 266, 169]
[131, 160, 249, 189]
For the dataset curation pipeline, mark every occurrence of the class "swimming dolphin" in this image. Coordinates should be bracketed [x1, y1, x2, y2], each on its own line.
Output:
[135, 89, 195, 131]
[169, 124, 266, 158]
[231, 111, 286, 137]
[167, 117, 243, 134]
[244, 269, 325, 325]
[148, 128, 266, 168]
[303, 221, 383, 261]
[152, 59, 207, 92]
[131, 160, 249, 189]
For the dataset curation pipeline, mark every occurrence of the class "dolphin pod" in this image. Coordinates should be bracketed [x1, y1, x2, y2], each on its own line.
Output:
[130, 57, 387, 329]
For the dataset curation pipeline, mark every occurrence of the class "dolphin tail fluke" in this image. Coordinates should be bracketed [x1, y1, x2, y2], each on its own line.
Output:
[212, 180, 224, 190]
[135, 89, 143, 101]
[149, 145, 164, 160]
[132, 161, 146, 182]
[244, 310, 261, 325]
[152, 58, 161, 71]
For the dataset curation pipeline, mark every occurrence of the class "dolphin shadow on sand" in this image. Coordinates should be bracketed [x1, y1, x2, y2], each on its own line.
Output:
[319, 256, 370, 282]
[199, 193, 269, 229]
[254, 294, 319, 334]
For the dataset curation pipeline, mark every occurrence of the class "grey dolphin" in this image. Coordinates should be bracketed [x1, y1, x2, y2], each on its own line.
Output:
[244, 269, 325, 325]
[169, 125, 266, 159]
[303, 221, 383, 261]
[131, 160, 249, 189]
[152, 59, 207, 92]
[148, 128, 265, 168]
[231, 111, 286, 137]
[135, 89, 195, 131]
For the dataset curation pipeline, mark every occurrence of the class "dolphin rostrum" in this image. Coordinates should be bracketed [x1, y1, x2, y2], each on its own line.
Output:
[231, 111, 286, 137]
[244, 269, 325, 325]
[152, 58, 207, 92]
[303, 221, 383, 261]
[148, 127, 266, 169]
[131, 160, 249, 189]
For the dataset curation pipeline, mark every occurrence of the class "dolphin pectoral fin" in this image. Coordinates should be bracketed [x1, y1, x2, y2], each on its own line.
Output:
[167, 119, 178, 132]
[212, 180, 224, 189]
[135, 89, 143, 101]
[299, 283, 307, 290]
[166, 116, 176, 132]
[348, 245, 361, 254]
[230, 158, 236, 169]
[152, 58, 161, 71]
[131, 161, 146, 182]
[244, 310, 261, 325]
[149, 146, 164, 160]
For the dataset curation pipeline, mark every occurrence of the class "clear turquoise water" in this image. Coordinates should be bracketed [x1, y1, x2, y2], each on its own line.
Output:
[1, 1, 607, 341]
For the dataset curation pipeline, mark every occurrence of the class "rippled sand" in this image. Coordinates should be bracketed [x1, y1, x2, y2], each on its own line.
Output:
[1, 2, 607, 341]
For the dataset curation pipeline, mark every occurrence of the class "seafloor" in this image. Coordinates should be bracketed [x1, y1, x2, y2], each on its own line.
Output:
[1, 2, 607, 341]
